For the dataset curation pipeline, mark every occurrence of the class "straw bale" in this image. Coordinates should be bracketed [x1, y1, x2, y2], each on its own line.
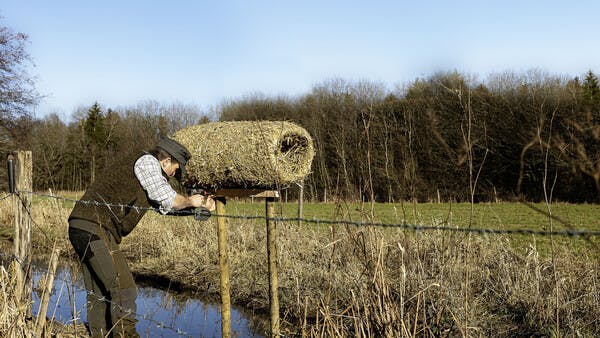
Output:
[172, 121, 314, 189]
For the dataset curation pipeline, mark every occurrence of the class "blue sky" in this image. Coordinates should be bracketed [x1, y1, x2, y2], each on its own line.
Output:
[3, 1, 600, 119]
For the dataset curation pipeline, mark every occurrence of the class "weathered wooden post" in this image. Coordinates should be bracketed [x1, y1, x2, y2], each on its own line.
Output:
[11, 151, 33, 318]
[297, 180, 304, 227]
[215, 197, 231, 338]
[266, 196, 280, 337]
[211, 189, 280, 338]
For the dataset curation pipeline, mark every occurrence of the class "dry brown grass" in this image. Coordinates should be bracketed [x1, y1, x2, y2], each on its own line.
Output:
[1, 196, 599, 337]
[0, 262, 29, 337]
[0, 193, 89, 338]
[125, 212, 600, 337]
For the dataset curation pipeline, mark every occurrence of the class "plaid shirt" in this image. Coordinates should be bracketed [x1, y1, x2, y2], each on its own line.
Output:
[134, 154, 177, 214]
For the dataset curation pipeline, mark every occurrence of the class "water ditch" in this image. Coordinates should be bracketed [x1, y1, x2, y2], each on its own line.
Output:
[30, 261, 266, 337]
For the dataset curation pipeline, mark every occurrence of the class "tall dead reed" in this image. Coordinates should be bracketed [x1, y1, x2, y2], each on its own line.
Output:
[2, 196, 598, 337]
[0, 262, 30, 338]
[122, 211, 600, 337]
[295, 226, 598, 337]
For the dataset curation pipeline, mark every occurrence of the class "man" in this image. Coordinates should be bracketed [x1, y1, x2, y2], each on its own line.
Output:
[68, 137, 214, 338]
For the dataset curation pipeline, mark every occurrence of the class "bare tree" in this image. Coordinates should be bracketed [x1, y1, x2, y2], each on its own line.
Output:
[31, 114, 68, 189]
[0, 22, 40, 150]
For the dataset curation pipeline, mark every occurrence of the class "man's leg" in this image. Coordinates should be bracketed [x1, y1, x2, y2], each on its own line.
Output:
[81, 262, 110, 338]
[69, 222, 111, 337]
[69, 221, 139, 337]
[104, 235, 138, 338]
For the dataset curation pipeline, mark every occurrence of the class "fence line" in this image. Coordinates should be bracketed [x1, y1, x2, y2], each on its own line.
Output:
[9, 190, 600, 238]
[2, 189, 599, 337]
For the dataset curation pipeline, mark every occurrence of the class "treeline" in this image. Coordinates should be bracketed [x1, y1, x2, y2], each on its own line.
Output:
[1, 23, 598, 202]
[1, 70, 599, 203]
[1, 101, 210, 191]
[221, 70, 599, 203]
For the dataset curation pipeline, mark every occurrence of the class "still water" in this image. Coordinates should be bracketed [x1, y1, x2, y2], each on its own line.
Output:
[31, 262, 265, 337]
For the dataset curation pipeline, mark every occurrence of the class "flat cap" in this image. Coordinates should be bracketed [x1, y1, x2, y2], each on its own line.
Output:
[158, 137, 191, 177]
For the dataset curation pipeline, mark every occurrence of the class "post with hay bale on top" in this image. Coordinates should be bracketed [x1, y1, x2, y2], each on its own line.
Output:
[173, 121, 314, 338]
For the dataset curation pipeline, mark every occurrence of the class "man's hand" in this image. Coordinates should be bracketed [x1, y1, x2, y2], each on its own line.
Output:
[189, 194, 216, 211]
[173, 193, 216, 211]
[203, 196, 216, 211]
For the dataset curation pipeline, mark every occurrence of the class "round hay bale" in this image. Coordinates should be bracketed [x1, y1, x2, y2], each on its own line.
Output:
[172, 121, 314, 189]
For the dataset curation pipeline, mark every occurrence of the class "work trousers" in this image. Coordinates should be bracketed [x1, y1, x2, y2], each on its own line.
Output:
[68, 219, 139, 338]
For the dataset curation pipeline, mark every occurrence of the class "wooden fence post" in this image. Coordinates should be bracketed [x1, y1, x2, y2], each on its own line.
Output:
[266, 197, 280, 337]
[212, 189, 279, 338]
[297, 181, 304, 227]
[215, 197, 231, 338]
[12, 151, 33, 316]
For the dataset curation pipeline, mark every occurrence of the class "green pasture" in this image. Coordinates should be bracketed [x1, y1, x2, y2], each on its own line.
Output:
[21, 192, 600, 258]
[226, 200, 599, 229]
[28, 191, 600, 231]
[226, 200, 600, 257]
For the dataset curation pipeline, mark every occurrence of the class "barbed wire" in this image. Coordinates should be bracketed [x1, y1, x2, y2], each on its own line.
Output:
[15, 193, 56, 248]
[0, 250, 194, 338]
[12, 190, 600, 238]
[0, 193, 13, 202]
[272, 217, 600, 237]
[3, 189, 599, 336]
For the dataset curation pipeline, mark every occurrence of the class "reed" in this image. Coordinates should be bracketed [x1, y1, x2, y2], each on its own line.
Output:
[1, 197, 599, 337]
[123, 210, 600, 337]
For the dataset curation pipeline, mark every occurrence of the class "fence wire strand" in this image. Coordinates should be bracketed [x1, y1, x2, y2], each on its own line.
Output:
[12, 190, 600, 238]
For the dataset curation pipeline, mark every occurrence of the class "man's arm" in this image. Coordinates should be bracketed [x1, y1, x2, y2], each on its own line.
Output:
[173, 193, 213, 210]
[134, 154, 215, 213]
[134, 154, 178, 214]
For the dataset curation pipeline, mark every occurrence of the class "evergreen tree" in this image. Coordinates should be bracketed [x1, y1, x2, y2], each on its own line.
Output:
[582, 70, 600, 107]
[84, 102, 107, 183]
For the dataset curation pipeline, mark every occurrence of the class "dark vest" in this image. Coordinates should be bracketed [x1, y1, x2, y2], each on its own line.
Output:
[69, 153, 156, 243]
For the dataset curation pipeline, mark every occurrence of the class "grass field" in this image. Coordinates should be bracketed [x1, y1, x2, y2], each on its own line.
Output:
[31, 191, 600, 256]
[227, 199, 600, 257]
[29, 190, 600, 232]
[228, 199, 600, 231]
[1, 192, 599, 337]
